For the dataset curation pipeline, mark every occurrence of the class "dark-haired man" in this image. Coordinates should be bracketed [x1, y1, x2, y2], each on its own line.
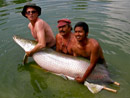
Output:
[21, 3, 55, 56]
[72, 22, 106, 83]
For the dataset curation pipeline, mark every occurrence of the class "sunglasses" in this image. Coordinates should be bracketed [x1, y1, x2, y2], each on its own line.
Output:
[26, 11, 37, 15]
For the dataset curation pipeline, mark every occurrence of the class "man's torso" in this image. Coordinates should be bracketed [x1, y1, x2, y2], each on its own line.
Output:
[29, 18, 55, 47]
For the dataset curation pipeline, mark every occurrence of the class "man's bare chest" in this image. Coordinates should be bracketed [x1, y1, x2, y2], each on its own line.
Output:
[30, 27, 37, 39]
[74, 46, 91, 58]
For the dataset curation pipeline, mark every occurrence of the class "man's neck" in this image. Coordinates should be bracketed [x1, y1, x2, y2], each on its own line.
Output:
[63, 32, 71, 39]
[77, 38, 88, 46]
[30, 18, 38, 26]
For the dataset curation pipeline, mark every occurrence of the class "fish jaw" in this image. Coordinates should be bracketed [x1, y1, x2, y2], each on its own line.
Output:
[13, 35, 36, 52]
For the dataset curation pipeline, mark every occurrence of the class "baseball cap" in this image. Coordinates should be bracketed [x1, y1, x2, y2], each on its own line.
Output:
[57, 18, 71, 27]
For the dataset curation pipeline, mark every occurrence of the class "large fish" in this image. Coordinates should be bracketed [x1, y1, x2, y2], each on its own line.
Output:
[13, 35, 119, 93]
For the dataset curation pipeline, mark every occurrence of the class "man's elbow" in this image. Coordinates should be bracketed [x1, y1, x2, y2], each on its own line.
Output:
[39, 44, 46, 49]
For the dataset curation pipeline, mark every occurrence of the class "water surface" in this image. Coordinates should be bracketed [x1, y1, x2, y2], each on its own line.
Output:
[0, 0, 130, 98]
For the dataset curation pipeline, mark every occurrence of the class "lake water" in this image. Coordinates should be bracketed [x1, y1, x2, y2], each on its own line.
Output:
[0, 0, 130, 98]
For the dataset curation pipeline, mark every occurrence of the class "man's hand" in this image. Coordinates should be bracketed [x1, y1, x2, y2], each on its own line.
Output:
[75, 76, 85, 83]
[26, 51, 33, 57]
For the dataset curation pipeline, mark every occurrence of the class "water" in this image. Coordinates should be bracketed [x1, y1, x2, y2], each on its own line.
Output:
[0, 0, 130, 98]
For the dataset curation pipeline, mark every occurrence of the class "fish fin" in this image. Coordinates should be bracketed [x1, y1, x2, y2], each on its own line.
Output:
[54, 73, 75, 80]
[84, 81, 103, 94]
[60, 74, 68, 80]
[30, 64, 49, 72]
[65, 76, 75, 80]
[54, 74, 69, 80]
[23, 53, 28, 65]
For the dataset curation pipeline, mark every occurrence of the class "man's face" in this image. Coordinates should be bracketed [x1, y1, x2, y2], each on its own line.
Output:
[58, 25, 71, 36]
[25, 7, 38, 21]
[74, 26, 86, 42]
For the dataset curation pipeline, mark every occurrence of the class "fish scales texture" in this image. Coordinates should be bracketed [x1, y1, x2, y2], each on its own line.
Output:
[33, 50, 113, 84]
[13, 36, 36, 51]
[33, 50, 88, 78]
[13, 35, 114, 84]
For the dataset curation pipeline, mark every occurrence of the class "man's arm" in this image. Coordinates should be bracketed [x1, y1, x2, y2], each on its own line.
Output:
[76, 42, 100, 83]
[56, 34, 61, 52]
[26, 21, 46, 56]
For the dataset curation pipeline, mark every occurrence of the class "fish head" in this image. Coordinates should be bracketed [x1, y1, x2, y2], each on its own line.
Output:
[13, 35, 37, 51]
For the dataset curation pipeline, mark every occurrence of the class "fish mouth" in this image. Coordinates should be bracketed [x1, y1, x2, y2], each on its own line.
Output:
[13, 35, 17, 41]
[13, 35, 20, 43]
[13, 35, 20, 40]
[13, 35, 16, 40]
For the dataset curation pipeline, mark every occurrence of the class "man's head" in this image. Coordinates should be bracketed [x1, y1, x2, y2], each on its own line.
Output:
[21, 3, 41, 18]
[57, 18, 72, 36]
[74, 22, 89, 41]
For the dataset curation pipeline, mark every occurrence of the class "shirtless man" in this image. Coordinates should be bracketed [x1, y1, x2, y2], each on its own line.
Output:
[72, 22, 106, 83]
[56, 18, 74, 55]
[21, 3, 55, 56]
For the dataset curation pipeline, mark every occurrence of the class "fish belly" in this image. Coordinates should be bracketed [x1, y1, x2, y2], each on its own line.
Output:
[33, 48, 113, 84]
[33, 49, 88, 78]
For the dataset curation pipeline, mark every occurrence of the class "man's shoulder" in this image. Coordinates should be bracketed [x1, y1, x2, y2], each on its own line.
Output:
[70, 32, 75, 37]
[88, 38, 100, 49]
[56, 33, 62, 39]
[35, 18, 49, 29]
[28, 22, 31, 26]
[36, 18, 46, 24]
[89, 38, 99, 44]
[70, 33, 76, 43]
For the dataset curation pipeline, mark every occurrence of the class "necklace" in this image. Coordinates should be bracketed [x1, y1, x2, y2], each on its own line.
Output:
[61, 35, 71, 54]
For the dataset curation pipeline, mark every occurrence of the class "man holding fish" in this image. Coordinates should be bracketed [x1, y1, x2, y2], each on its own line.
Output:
[12, 3, 120, 94]
[56, 21, 106, 83]
[21, 3, 55, 56]
[21, 3, 106, 83]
